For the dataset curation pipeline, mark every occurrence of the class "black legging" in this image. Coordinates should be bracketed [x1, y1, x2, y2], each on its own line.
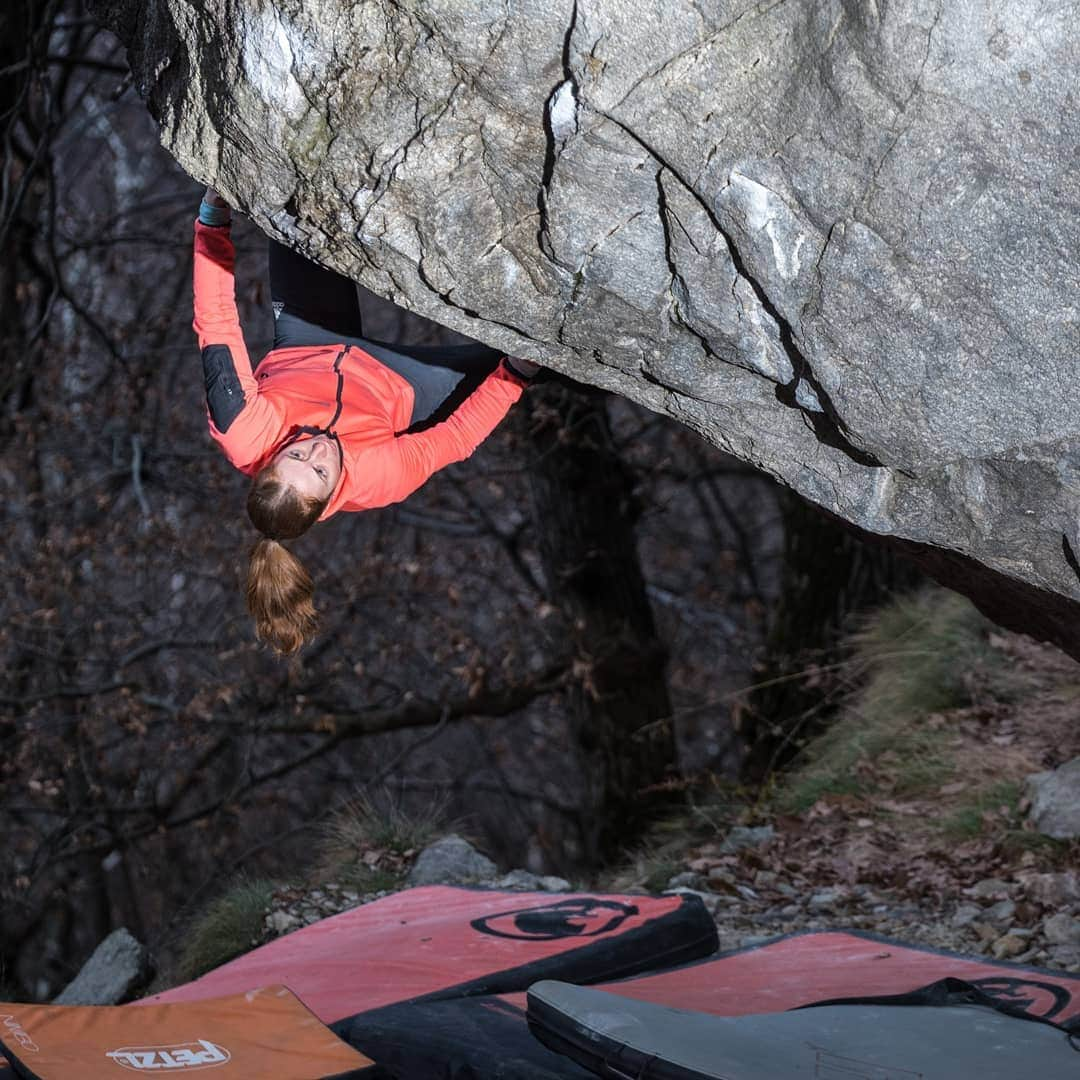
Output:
[267, 239, 501, 429]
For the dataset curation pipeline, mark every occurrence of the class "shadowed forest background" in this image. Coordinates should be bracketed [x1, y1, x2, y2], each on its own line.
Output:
[0, 0, 931, 1000]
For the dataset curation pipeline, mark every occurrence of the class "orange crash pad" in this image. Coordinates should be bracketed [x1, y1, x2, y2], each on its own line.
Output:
[0, 985, 372, 1079]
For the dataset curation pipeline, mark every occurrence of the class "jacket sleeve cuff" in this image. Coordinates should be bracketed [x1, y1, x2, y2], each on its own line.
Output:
[198, 200, 232, 228]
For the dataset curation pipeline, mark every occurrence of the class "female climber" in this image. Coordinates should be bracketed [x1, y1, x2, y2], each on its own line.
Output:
[193, 187, 540, 655]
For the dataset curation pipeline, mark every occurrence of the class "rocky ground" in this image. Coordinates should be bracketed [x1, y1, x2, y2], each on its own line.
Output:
[669, 854, 1080, 972]
[258, 626, 1080, 978]
[262, 840, 571, 940]
[259, 841, 1080, 981]
[61, 834, 1080, 1007]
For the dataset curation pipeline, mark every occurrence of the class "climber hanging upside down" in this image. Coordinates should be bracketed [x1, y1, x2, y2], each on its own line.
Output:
[193, 188, 540, 655]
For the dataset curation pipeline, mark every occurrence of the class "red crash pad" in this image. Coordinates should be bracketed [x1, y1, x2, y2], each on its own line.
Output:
[145, 886, 716, 1023]
[506, 929, 1080, 1021]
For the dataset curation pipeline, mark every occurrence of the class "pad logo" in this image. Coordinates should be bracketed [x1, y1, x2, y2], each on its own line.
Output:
[106, 1039, 231, 1071]
[472, 898, 638, 940]
[0, 1014, 40, 1053]
[970, 976, 1072, 1020]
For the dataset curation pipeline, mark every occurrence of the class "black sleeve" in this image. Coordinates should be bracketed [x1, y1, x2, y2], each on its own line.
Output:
[202, 345, 245, 432]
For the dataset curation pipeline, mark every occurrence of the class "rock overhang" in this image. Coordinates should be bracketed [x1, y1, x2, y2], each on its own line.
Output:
[92, 0, 1080, 656]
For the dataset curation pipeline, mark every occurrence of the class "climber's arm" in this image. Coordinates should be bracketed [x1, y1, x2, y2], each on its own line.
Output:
[192, 191, 282, 468]
[353, 359, 533, 508]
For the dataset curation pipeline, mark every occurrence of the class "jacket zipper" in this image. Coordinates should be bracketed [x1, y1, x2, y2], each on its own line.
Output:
[327, 346, 347, 430]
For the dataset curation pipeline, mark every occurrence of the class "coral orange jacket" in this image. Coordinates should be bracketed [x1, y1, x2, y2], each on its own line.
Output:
[192, 220, 526, 519]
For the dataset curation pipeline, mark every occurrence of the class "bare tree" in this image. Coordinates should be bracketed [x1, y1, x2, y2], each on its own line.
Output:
[523, 381, 676, 861]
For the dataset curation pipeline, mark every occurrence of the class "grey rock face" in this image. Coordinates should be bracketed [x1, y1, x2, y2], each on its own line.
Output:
[495, 869, 546, 891]
[1027, 758, 1080, 838]
[1042, 913, 1080, 947]
[53, 927, 152, 1005]
[950, 903, 982, 929]
[667, 871, 707, 892]
[1018, 872, 1080, 907]
[538, 874, 573, 893]
[95, 0, 1080, 655]
[407, 834, 498, 886]
[719, 825, 775, 854]
[964, 877, 1013, 900]
[982, 899, 1016, 926]
[496, 869, 573, 892]
[807, 887, 848, 912]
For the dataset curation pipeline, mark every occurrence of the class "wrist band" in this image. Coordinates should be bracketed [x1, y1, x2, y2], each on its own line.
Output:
[199, 200, 232, 227]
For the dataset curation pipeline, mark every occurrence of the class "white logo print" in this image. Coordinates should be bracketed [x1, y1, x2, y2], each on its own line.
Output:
[106, 1039, 231, 1071]
[0, 1014, 40, 1053]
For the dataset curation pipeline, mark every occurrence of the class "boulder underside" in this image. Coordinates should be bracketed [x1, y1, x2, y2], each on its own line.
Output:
[96, 0, 1080, 656]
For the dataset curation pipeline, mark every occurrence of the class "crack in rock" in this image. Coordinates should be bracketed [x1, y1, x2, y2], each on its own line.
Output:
[536, 0, 580, 270]
[609, 112, 883, 468]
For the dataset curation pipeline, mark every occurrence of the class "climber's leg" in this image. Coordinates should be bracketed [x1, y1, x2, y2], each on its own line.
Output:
[360, 340, 502, 428]
[268, 238, 365, 349]
[267, 238, 501, 426]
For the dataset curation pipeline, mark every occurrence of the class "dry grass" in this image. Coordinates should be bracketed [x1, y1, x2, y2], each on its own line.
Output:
[772, 587, 1080, 859]
[603, 779, 755, 892]
[176, 877, 275, 983]
[314, 791, 450, 889]
[779, 588, 1010, 813]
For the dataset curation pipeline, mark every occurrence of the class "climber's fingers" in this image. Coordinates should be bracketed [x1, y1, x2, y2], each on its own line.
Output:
[198, 187, 232, 229]
[203, 185, 229, 209]
[505, 356, 541, 379]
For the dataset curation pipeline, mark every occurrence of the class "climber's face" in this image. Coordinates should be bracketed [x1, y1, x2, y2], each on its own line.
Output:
[272, 434, 341, 501]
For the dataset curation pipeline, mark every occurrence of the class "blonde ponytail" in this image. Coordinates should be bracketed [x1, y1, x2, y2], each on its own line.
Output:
[246, 537, 317, 654]
[244, 465, 327, 655]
